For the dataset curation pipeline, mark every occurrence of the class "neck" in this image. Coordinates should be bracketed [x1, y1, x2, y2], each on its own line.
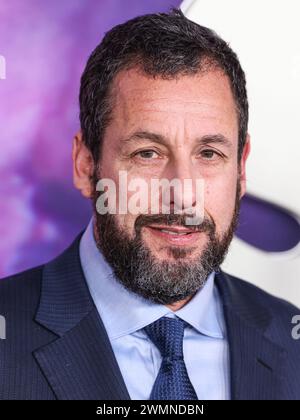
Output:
[165, 294, 194, 312]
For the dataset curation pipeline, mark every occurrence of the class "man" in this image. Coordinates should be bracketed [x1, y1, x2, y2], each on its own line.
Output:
[0, 8, 299, 400]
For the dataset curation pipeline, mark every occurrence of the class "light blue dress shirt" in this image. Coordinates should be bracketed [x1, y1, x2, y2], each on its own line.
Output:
[79, 217, 230, 400]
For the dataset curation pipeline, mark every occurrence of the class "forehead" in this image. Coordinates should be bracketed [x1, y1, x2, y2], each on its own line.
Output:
[108, 67, 238, 138]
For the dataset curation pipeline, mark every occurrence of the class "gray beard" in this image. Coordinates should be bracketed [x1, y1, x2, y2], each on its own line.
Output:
[91, 181, 240, 305]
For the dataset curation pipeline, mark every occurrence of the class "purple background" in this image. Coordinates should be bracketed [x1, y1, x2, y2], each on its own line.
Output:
[0, 0, 298, 278]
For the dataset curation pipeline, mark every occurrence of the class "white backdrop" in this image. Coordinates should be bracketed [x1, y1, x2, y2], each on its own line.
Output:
[181, 0, 300, 307]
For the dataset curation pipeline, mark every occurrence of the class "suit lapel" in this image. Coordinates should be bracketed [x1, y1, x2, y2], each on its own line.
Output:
[33, 233, 131, 400]
[216, 270, 287, 400]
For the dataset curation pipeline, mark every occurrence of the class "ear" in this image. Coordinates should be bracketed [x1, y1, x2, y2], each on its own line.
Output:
[72, 131, 94, 198]
[239, 134, 251, 198]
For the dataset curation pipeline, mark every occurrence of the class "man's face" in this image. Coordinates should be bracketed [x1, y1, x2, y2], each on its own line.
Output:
[99, 67, 240, 253]
[74, 66, 250, 306]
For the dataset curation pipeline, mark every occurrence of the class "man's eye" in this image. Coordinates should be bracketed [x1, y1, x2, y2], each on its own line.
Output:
[200, 149, 220, 160]
[135, 150, 159, 159]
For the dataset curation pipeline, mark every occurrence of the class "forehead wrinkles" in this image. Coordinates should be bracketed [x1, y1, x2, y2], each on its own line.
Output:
[109, 68, 238, 130]
[114, 96, 236, 129]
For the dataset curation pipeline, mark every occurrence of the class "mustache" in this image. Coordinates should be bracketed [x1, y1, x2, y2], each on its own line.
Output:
[134, 213, 216, 235]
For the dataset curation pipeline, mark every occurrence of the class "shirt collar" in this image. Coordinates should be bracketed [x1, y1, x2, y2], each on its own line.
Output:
[79, 217, 225, 340]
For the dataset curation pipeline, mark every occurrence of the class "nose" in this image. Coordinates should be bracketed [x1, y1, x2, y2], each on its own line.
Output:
[161, 157, 204, 217]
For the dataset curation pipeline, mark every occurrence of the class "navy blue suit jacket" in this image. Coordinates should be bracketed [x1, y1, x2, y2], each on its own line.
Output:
[0, 232, 300, 400]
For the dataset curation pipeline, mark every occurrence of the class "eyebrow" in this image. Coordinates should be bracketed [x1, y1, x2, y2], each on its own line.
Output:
[121, 130, 232, 149]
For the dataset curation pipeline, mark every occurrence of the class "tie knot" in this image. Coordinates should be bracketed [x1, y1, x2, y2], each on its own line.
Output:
[144, 317, 188, 360]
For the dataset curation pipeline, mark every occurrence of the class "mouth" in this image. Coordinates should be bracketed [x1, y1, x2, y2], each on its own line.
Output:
[145, 224, 202, 245]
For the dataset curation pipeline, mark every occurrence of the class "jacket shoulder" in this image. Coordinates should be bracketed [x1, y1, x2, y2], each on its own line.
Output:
[225, 272, 300, 315]
[221, 271, 300, 351]
[0, 265, 44, 312]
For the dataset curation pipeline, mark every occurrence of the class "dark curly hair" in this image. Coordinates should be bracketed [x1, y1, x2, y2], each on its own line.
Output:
[80, 8, 248, 163]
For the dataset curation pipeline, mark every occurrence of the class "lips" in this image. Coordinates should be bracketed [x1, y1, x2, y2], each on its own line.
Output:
[145, 224, 202, 245]
[148, 225, 196, 234]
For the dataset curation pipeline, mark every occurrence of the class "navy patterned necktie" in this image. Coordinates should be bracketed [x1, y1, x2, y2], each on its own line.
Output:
[144, 316, 198, 400]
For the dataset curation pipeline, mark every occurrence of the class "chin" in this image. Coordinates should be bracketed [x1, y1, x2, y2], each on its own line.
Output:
[149, 245, 202, 262]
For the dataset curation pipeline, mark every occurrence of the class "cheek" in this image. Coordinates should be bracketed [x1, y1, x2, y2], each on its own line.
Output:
[115, 213, 136, 238]
[204, 175, 238, 232]
[114, 180, 142, 237]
